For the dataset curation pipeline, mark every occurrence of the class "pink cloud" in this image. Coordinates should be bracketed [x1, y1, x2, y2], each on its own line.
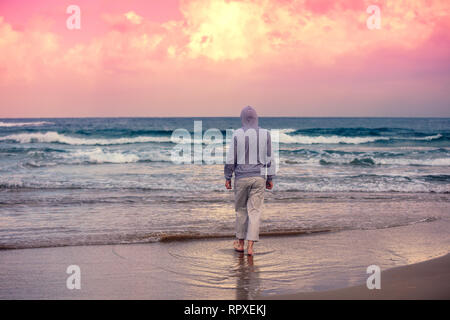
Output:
[303, 0, 366, 14]
[0, 0, 449, 117]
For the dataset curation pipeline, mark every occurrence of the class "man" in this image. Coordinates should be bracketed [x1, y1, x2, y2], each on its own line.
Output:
[224, 106, 274, 256]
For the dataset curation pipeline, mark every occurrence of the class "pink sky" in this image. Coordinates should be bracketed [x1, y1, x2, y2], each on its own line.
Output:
[0, 0, 449, 117]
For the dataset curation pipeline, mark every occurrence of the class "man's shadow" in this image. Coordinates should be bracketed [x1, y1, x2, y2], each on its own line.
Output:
[234, 253, 261, 300]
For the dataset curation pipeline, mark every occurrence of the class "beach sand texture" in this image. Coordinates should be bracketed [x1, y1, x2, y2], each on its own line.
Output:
[264, 253, 450, 300]
[1, 217, 449, 299]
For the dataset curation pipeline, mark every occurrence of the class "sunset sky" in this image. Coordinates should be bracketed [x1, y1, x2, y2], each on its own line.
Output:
[0, 0, 449, 117]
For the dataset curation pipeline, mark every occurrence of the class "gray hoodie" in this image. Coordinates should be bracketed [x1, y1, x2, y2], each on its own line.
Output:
[224, 106, 274, 182]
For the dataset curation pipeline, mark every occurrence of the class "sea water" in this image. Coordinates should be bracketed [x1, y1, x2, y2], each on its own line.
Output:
[0, 117, 449, 249]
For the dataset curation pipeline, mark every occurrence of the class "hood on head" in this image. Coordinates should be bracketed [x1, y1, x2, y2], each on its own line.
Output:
[240, 106, 258, 131]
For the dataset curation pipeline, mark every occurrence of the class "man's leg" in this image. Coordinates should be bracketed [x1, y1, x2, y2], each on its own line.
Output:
[247, 240, 254, 256]
[234, 208, 246, 251]
[235, 209, 248, 240]
[234, 178, 250, 250]
[234, 238, 245, 252]
[246, 177, 265, 255]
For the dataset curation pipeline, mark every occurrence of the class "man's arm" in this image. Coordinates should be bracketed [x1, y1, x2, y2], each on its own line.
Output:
[266, 131, 274, 190]
[224, 135, 236, 189]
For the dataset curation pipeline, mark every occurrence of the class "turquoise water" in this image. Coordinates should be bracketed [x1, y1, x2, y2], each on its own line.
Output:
[0, 117, 449, 249]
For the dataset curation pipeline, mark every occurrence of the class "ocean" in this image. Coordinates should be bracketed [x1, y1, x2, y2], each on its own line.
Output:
[0, 117, 449, 250]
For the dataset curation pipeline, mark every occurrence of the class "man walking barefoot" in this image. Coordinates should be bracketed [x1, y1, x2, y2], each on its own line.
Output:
[224, 106, 274, 256]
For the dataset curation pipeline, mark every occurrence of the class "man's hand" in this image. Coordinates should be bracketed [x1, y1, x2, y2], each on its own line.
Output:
[266, 180, 273, 190]
[225, 180, 232, 190]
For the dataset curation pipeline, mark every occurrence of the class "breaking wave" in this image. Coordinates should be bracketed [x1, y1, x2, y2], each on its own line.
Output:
[278, 131, 444, 145]
[278, 132, 389, 144]
[0, 132, 171, 145]
[65, 148, 171, 164]
[0, 121, 53, 127]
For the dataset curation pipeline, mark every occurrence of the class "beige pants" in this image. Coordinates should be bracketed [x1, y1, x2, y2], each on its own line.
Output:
[234, 176, 265, 241]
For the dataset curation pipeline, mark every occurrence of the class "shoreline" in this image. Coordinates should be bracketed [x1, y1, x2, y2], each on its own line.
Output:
[0, 218, 449, 299]
[261, 253, 450, 300]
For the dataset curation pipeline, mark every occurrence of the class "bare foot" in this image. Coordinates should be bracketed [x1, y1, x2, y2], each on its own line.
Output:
[247, 241, 254, 256]
[233, 240, 244, 252]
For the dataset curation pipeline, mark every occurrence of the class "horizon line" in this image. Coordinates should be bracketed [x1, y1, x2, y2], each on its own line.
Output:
[1, 116, 450, 119]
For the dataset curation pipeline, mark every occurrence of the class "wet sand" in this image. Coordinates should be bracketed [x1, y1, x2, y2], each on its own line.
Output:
[264, 253, 450, 300]
[0, 218, 449, 299]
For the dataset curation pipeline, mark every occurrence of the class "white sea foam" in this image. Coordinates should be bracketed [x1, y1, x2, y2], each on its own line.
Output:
[404, 134, 442, 141]
[0, 121, 53, 127]
[376, 157, 450, 166]
[280, 154, 450, 167]
[69, 148, 140, 164]
[1, 130, 442, 146]
[0, 132, 171, 145]
[278, 128, 297, 134]
[277, 132, 443, 145]
[278, 132, 389, 144]
[64, 148, 173, 164]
